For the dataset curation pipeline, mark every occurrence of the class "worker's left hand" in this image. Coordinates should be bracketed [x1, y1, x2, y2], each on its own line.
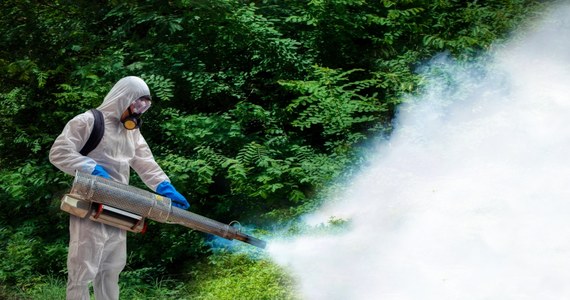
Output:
[156, 181, 190, 210]
[92, 165, 111, 180]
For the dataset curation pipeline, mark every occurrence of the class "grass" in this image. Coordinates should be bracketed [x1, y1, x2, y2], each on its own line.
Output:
[2, 252, 296, 300]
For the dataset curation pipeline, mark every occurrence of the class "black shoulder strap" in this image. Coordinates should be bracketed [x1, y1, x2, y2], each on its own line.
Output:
[80, 109, 105, 156]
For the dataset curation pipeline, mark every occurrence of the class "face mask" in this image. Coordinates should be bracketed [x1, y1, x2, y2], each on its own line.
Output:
[121, 96, 151, 130]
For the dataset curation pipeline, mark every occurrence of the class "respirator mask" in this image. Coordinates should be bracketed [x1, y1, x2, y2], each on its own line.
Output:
[122, 96, 151, 130]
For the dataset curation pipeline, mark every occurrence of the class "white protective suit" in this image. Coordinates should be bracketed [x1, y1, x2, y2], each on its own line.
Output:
[49, 76, 169, 300]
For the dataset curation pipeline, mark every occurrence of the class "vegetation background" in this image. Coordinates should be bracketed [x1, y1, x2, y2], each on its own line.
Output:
[0, 0, 548, 298]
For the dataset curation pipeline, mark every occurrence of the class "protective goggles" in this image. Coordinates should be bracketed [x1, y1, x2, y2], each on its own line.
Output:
[129, 96, 152, 114]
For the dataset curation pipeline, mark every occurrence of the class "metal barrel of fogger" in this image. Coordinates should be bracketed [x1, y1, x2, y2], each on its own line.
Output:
[71, 172, 266, 249]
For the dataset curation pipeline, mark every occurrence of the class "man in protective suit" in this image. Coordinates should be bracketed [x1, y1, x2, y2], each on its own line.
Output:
[49, 76, 190, 300]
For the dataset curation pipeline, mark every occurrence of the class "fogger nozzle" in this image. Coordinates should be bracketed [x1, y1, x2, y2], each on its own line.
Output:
[61, 172, 267, 249]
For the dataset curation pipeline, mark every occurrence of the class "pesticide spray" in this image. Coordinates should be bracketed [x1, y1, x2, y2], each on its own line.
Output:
[268, 3, 570, 299]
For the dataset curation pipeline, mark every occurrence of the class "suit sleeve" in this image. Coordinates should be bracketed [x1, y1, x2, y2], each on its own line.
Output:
[49, 113, 97, 176]
[130, 134, 169, 191]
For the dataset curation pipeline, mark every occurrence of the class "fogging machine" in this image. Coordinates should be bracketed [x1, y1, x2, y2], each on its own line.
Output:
[60, 171, 266, 249]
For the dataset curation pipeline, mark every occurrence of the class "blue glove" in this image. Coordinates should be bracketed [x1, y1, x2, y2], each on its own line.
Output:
[92, 165, 111, 179]
[156, 181, 190, 210]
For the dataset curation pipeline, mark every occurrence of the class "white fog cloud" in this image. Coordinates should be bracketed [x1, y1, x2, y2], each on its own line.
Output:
[269, 3, 570, 299]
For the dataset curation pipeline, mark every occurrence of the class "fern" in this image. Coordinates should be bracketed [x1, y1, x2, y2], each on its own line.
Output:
[141, 74, 174, 101]
[236, 142, 268, 167]
[195, 145, 229, 167]
[0, 88, 25, 117]
[281, 66, 387, 149]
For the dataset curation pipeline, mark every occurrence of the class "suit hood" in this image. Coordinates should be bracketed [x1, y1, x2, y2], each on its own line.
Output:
[97, 76, 151, 121]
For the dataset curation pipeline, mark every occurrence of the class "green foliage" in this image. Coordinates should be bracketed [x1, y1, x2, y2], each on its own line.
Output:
[10, 275, 66, 300]
[141, 74, 175, 101]
[184, 252, 298, 300]
[160, 108, 241, 150]
[281, 66, 387, 151]
[0, 225, 41, 288]
[119, 267, 186, 299]
[157, 99, 351, 221]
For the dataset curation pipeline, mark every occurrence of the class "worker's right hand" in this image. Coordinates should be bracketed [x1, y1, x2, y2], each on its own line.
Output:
[92, 165, 111, 180]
